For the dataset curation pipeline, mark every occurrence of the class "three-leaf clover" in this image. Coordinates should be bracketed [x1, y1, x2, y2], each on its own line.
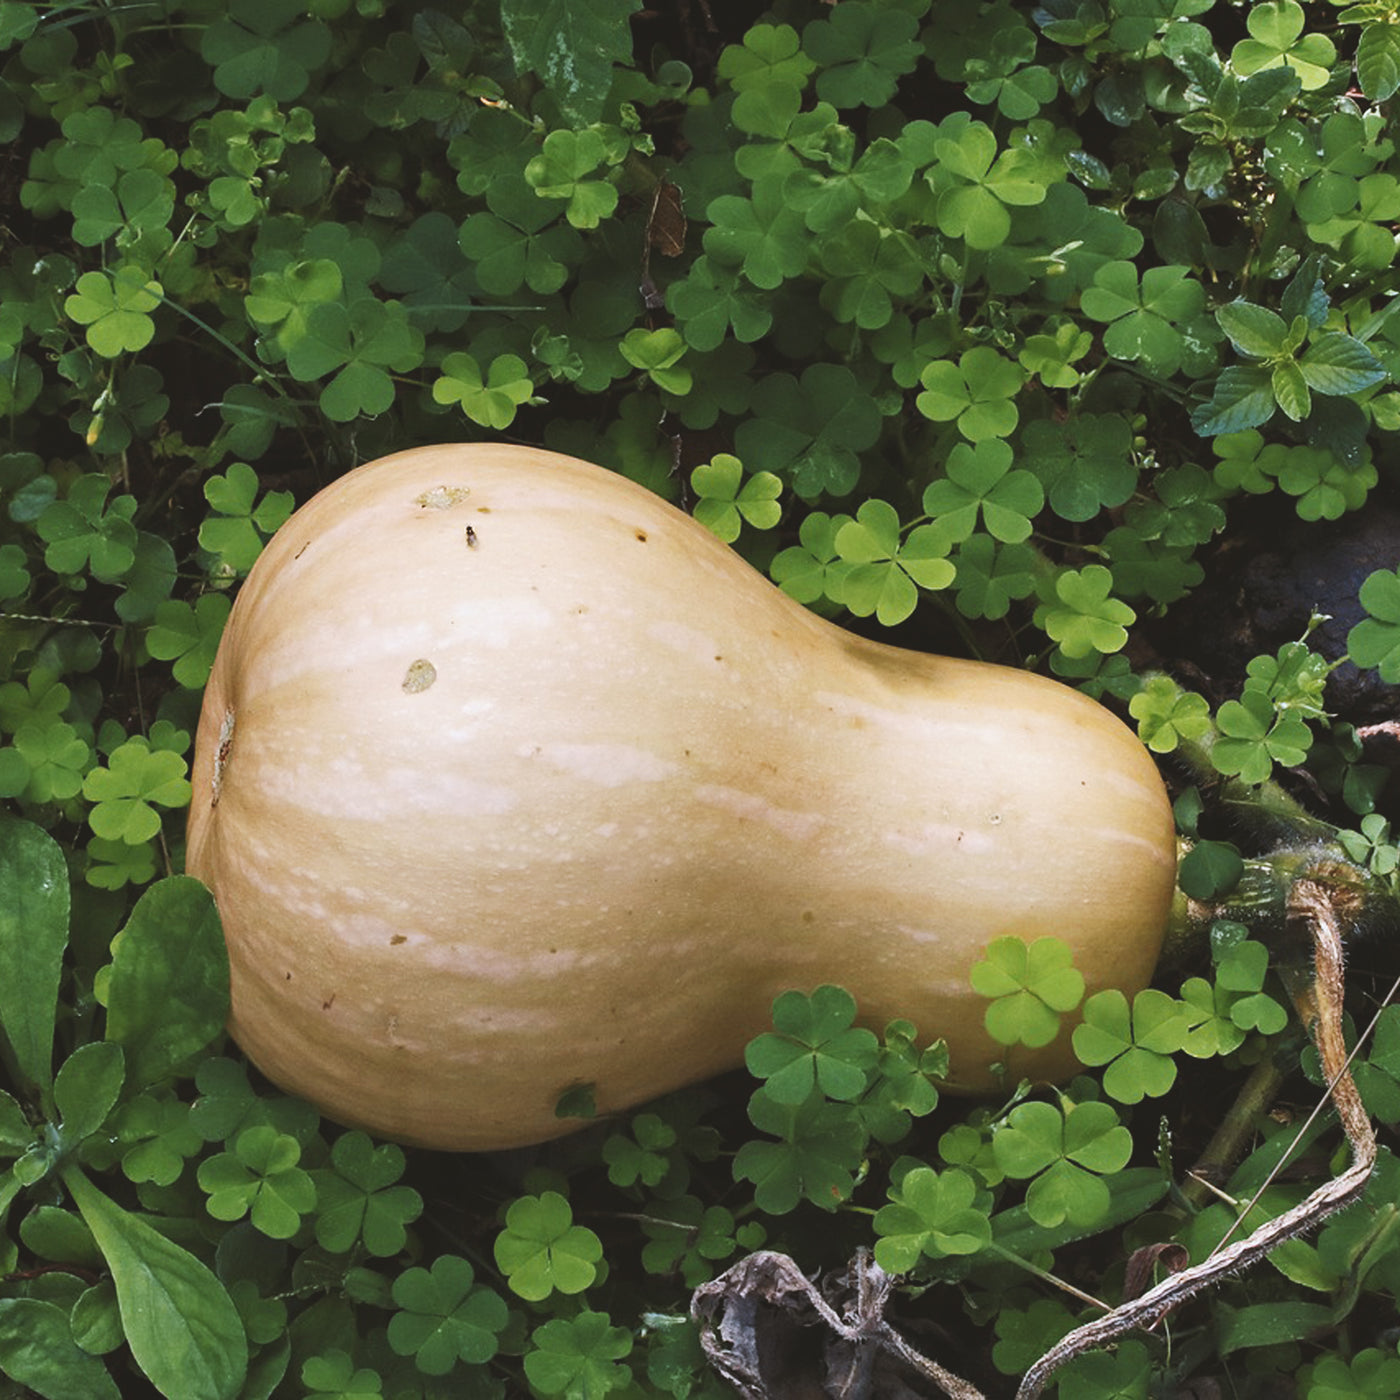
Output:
[833, 499, 955, 625]
[82, 740, 192, 844]
[386, 1254, 509, 1375]
[1036, 565, 1136, 659]
[199, 463, 295, 575]
[922, 440, 1044, 544]
[196, 1125, 316, 1239]
[1072, 988, 1190, 1103]
[917, 347, 1026, 441]
[991, 1098, 1132, 1229]
[432, 351, 535, 429]
[744, 985, 879, 1104]
[690, 454, 782, 543]
[1211, 688, 1313, 784]
[493, 1191, 603, 1301]
[146, 594, 233, 689]
[524, 1311, 633, 1398]
[64, 268, 163, 357]
[872, 1166, 991, 1272]
[733, 1090, 867, 1214]
[313, 1130, 423, 1256]
[971, 936, 1085, 1049]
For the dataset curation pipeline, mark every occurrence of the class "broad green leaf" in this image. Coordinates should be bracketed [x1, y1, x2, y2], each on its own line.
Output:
[1357, 21, 1400, 100]
[0, 818, 69, 1093]
[52, 1041, 125, 1146]
[105, 875, 230, 1091]
[0, 1298, 122, 1400]
[500, 0, 642, 123]
[63, 1165, 247, 1400]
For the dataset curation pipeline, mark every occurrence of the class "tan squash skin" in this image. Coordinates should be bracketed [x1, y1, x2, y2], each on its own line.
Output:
[186, 443, 1177, 1152]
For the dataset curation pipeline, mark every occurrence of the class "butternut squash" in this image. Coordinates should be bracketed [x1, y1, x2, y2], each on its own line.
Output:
[185, 444, 1176, 1152]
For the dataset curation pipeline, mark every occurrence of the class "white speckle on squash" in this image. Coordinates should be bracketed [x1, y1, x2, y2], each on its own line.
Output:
[402, 659, 437, 693]
[413, 485, 471, 509]
[692, 783, 826, 841]
[525, 742, 676, 787]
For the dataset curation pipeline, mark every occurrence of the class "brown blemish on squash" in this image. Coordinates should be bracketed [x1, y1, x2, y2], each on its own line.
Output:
[465, 525, 478, 547]
[635, 529, 648, 542]
[389, 933, 407, 945]
[322, 993, 336, 1011]
[402, 659, 437, 693]
[210, 708, 235, 808]
[414, 485, 471, 509]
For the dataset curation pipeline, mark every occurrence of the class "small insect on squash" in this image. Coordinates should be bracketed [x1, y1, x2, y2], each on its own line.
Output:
[186, 444, 1177, 1152]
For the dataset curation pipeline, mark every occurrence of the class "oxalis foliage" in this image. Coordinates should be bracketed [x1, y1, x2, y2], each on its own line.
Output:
[3, 0, 1400, 1394]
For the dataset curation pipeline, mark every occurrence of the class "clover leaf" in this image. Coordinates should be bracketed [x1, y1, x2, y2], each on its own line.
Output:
[300, 1350, 383, 1399]
[621, 327, 691, 395]
[199, 463, 295, 576]
[872, 1165, 991, 1272]
[733, 1089, 866, 1214]
[718, 22, 815, 96]
[817, 220, 925, 330]
[948, 536, 1039, 620]
[1350, 568, 1400, 681]
[284, 298, 425, 422]
[640, 1196, 762, 1285]
[196, 1125, 315, 1239]
[36, 475, 139, 582]
[833, 499, 955, 626]
[82, 740, 191, 845]
[245, 258, 343, 357]
[745, 985, 879, 1105]
[602, 1112, 677, 1190]
[146, 594, 232, 690]
[1072, 988, 1190, 1103]
[704, 180, 811, 290]
[1129, 676, 1213, 755]
[769, 510, 855, 605]
[432, 351, 535, 429]
[690, 454, 781, 543]
[930, 114, 1050, 250]
[524, 1311, 633, 1399]
[200, 0, 331, 101]
[736, 364, 882, 499]
[1035, 565, 1136, 659]
[1080, 260, 1208, 377]
[524, 128, 619, 230]
[991, 1098, 1132, 1228]
[387, 1254, 509, 1375]
[1231, 0, 1337, 91]
[971, 935, 1085, 1049]
[803, 3, 923, 110]
[1211, 687, 1313, 784]
[313, 1130, 423, 1256]
[917, 347, 1025, 441]
[1019, 414, 1138, 521]
[922, 440, 1044, 544]
[667, 256, 773, 351]
[494, 1191, 603, 1300]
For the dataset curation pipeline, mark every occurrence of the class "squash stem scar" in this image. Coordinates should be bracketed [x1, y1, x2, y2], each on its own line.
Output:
[211, 707, 235, 807]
